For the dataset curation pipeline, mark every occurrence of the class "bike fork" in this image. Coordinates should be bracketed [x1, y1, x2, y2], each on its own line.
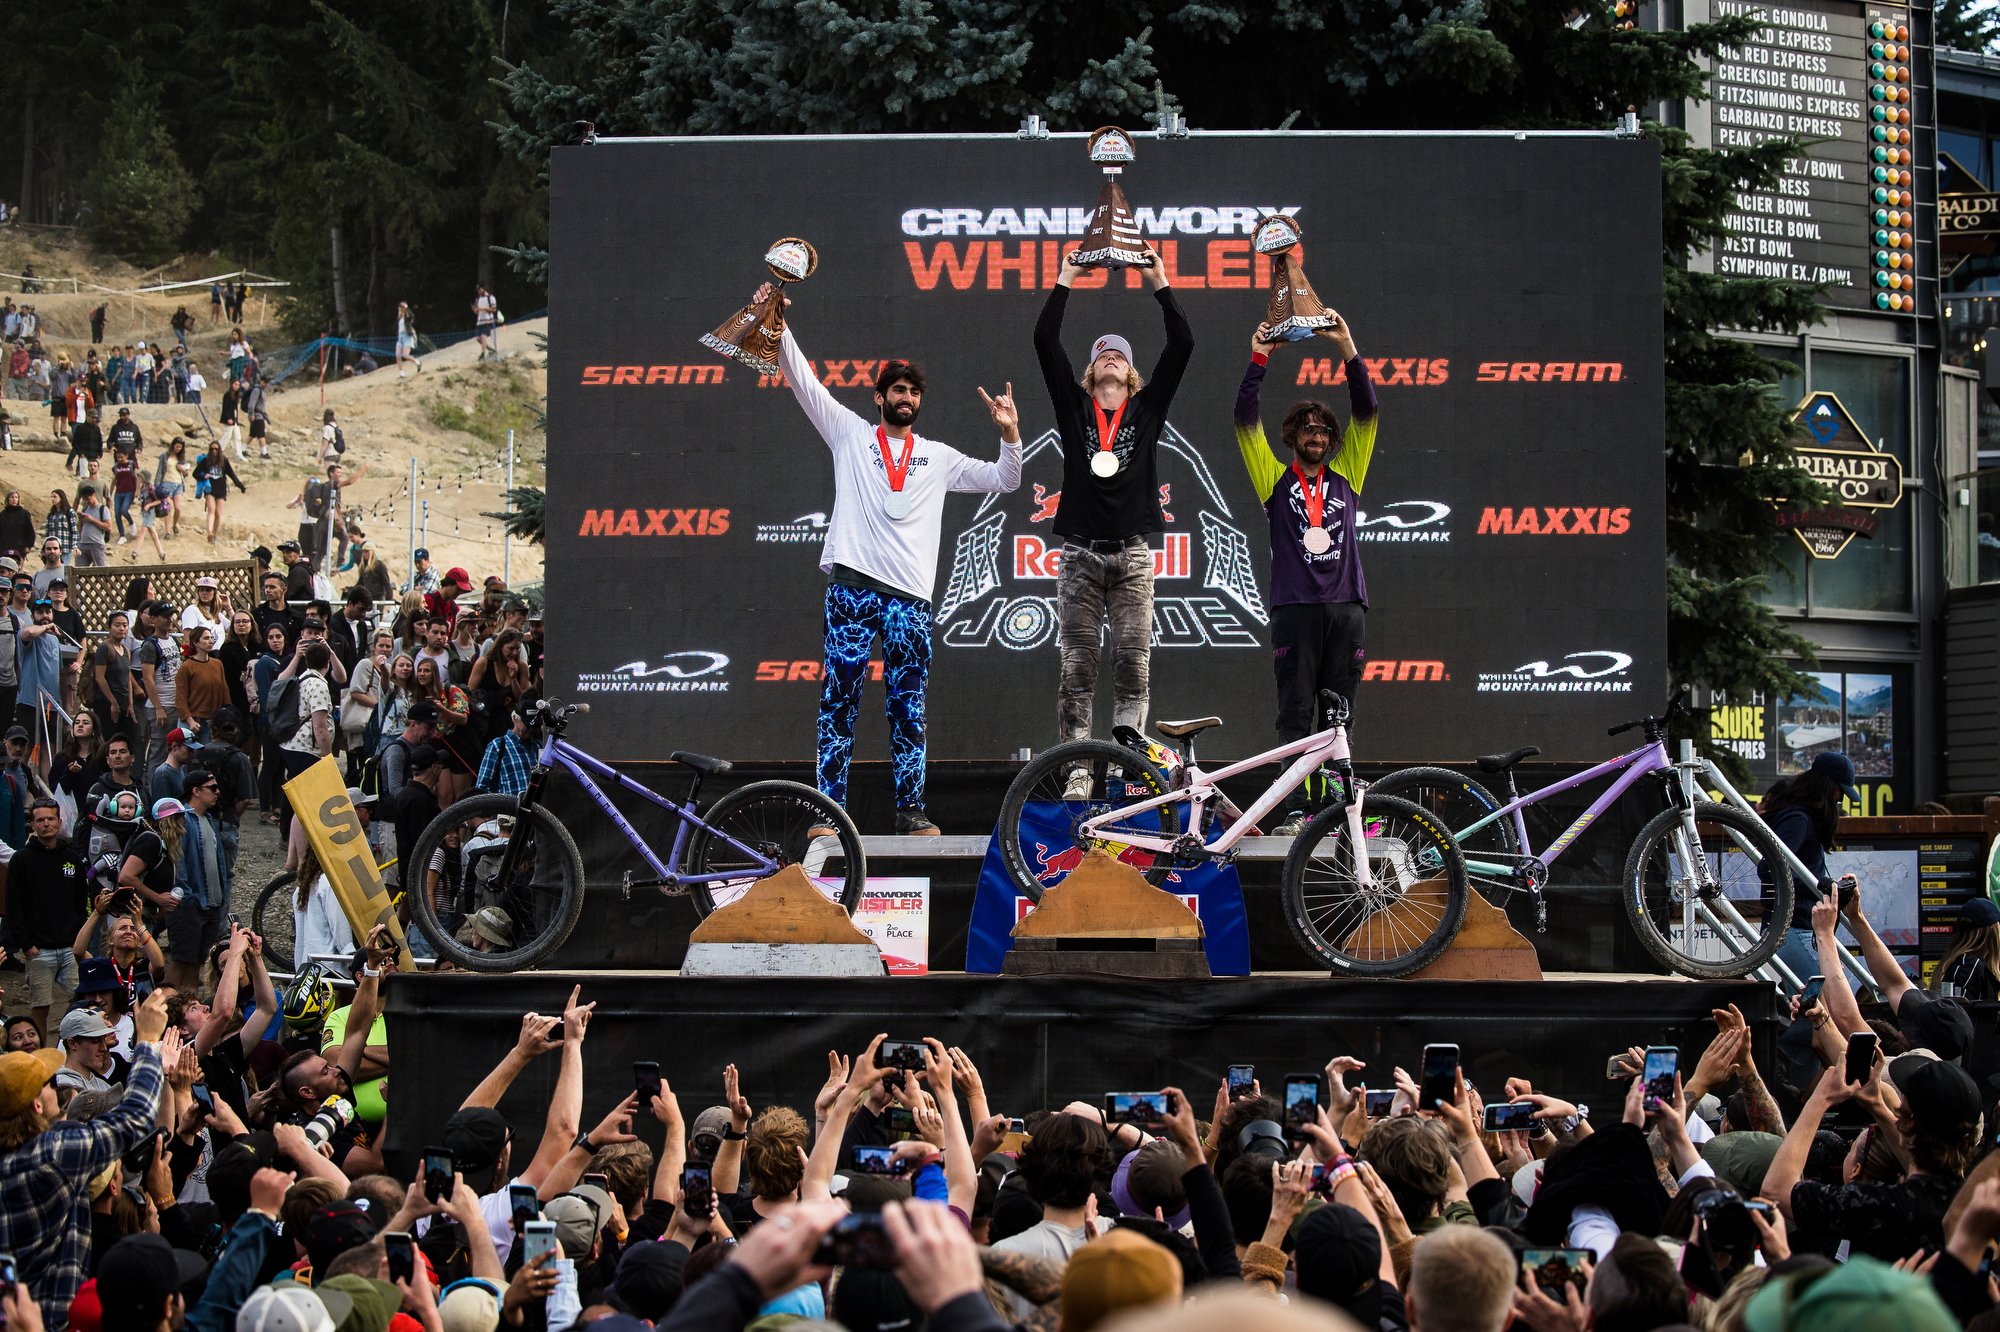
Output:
[1335, 760, 1377, 890]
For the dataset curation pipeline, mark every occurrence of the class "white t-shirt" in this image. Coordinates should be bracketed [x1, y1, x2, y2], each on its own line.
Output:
[182, 604, 227, 642]
[778, 328, 1021, 603]
[990, 1221, 1089, 1319]
[186, 370, 206, 394]
[416, 1178, 518, 1262]
[475, 294, 497, 326]
[282, 671, 334, 755]
[295, 875, 356, 976]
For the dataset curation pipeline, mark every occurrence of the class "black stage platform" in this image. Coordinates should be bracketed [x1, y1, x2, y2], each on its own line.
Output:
[381, 974, 1780, 1154]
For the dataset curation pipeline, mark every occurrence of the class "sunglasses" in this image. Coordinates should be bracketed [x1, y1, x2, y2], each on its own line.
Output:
[196, 783, 220, 793]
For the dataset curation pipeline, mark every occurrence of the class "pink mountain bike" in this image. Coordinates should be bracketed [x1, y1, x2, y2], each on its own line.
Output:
[997, 691, 1470, 977]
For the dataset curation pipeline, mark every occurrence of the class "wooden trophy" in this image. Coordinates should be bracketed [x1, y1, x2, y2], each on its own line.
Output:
[1071, 128, 1156, 270]
[699, 237, 818, 376]
[1254, 215, 1336, 341]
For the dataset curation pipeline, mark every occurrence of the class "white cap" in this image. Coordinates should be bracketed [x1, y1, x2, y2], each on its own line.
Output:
[1089, 334, 1133, 366]
[237, 1285, 339, 1332]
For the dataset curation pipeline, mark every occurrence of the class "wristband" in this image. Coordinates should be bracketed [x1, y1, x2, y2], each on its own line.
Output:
[361, 965, 382, 978]
[1322, 1153, 1358, 1191]
[573, 1132, 600, 1155]
[1250, 352, 1269, 366]
[722, 1127, 746, 1141]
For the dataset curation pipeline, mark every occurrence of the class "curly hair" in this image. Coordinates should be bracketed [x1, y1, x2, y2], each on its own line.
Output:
[744, 1106, 808, 1200]
[1357, 1116, 1455, 1223]
[1280, 400, 1341, 455]
[1015, 1111, 1115, 1209]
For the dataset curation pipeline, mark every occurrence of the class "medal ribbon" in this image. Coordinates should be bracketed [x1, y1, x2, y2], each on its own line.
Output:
[1092, 400, 1128, 464]
[1292, 462, 1328, 532]
[875, 425, 916, 493]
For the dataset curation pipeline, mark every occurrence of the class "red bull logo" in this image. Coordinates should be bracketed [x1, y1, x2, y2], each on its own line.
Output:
[1030, 840, 1177, 887]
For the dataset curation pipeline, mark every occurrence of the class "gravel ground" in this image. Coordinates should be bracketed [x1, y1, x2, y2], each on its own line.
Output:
[2, 812, 300, 1027]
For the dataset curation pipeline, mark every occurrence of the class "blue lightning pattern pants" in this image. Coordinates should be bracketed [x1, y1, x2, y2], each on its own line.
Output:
[817, 583, 933, 810]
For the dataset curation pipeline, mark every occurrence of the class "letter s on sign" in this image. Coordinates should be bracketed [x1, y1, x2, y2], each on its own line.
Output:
[581, 367, 611, 386]
[319, 794, 364, 846]
[901, 209, 944, 237]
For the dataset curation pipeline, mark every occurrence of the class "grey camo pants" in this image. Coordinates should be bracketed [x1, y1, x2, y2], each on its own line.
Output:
[1056, 540, 1154, 743]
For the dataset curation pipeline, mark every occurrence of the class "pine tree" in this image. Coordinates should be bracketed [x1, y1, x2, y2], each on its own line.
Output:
[1938, 0, 2000, 52]
[80, 85, 200, 263]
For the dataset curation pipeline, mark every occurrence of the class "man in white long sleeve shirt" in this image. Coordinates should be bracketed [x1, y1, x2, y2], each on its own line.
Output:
[763, 283, 1023, 833]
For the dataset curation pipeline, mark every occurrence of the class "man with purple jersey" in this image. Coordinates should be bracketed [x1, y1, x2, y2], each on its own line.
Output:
[1233, 312, 1378, 836]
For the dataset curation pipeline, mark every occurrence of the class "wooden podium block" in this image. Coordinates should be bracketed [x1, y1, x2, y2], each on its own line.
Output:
[1004, 851, 1210, 978]
[1401, 891, 1542, 981]
[682, 864, 885, 976]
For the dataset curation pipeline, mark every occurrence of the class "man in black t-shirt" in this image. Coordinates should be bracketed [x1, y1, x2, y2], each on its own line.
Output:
[253, 572, 301, 654]
[390, 744, 443, 886]
[1033, 243, 1192, 785]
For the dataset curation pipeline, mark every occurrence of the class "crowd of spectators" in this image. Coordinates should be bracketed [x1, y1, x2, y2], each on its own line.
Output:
[1, 869, 1996, 1332]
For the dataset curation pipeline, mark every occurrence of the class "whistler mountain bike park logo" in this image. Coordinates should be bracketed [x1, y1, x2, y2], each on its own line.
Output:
[1357, 500, 1452, 544]
[755, 512, 830, 544]
[1476, 650, 1633, 694]
[577, 652, 731, 694]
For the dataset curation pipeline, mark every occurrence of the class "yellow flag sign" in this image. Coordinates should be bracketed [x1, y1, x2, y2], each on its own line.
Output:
[284, 755, 415, 972]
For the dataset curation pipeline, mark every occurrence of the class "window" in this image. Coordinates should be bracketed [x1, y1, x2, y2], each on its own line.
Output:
[1806, 353, 1911, 613]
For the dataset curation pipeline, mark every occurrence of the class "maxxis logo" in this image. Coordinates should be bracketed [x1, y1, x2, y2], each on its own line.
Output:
[577, 652, 731, 694]
[1476, 651, 1634, 694]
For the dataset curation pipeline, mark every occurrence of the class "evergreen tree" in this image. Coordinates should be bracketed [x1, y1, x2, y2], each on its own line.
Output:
[1938, 0, 2000, 52]
[80, 85, 200, 263]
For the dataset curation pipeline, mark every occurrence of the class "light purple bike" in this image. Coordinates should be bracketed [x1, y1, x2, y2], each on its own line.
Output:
[1370, 689, 1799, 979]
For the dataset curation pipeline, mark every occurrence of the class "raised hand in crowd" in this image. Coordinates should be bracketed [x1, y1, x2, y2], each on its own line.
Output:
[812, 1049, 850, 1139]
[947, 1046, 989, 1125]
[1325, 1053, 1365, 1117]
[882, 1199, 988, 1316]
[1512, 1255, 1593, 1332]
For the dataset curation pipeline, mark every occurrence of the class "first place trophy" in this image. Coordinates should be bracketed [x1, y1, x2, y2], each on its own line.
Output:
[1071, 127, 1157, 270]
[1253, 214, 1337, 341]
[699, 237, 819, 376]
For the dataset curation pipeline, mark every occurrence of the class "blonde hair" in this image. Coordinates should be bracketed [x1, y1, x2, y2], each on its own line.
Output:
[1081, 362, 1144, 396]
[1408, 1227, 1516, 1332]
[1936, 922, 2000, 991]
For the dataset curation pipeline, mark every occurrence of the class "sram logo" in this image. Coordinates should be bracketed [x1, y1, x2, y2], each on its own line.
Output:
[1360, 660, 1448, 681]
[581, 364, 726, 386]
[758, 660, 886, 682]
[1477, 507, 1630, 535]
[1475, 362, 1624, 382]
[1014, 533, 1191, 580]
[578, 508, 730, 536]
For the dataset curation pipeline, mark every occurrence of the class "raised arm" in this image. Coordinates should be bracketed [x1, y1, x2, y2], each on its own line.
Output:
[1234, 329, 1287, 504]
[949, 384, 1023, 494]
[1812, 896, 1868, 1038]
[711, 1061, 753, 1198]
[522, 985, 594, 1189]
[1033, 281, 1078, 421]
[237, 933, 279, 1054]
[194, 926, 250, 1056]
[1322, 314, 1377, 492]
[920, 1039, 976, 1216]
[1841, 885, 1915, 1010]
[772, 309, 857, 449]
[1138, 280, 1194, 409]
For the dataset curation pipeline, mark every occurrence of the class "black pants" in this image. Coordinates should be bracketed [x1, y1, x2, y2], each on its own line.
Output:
[1272, 600, 1366, 810]
[277, 748, 318, 843]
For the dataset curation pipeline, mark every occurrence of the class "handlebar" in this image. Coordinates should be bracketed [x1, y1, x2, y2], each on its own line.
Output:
[1606, 685, 1692, 739]
[572, 704, 590, 715]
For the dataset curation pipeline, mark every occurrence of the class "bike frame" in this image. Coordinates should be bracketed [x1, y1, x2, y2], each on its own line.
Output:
[514, 734, 778, 888]
[1453, 740, 1674, 876]
[1078, 721, 1352, 858]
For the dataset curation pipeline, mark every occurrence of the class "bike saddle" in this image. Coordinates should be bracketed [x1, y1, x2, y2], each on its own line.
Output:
[1155, 717, 1222, 739]
[670, 750, 732, 775]
[1474, 745, 1541, 773]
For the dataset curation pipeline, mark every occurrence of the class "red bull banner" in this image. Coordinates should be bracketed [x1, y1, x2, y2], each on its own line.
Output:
[966, 801, 1250, 975]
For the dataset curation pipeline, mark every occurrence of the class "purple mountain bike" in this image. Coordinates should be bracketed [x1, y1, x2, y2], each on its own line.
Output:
[1370, 690, 1799, 979]
[405, 699, 866, 972]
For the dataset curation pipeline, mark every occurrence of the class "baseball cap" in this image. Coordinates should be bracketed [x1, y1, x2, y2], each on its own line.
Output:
[151, 797, 188, 821]
[1961, 898, 2000, 928]
[1060, 1226, 1180, 1332]
[346, 786, 377, 808]
[278, 540, 301, 552]
[239, 1284, 348, 1332]
[70, 1279, 103, 1332]
[60, 1007, 117, 1042]
[445, 567, 470, 586]
[1895, 989, 1975, 1062]
[96, 1234, 209, 1332]
[1810, 750, 1861, 801]
[165, 727, 191, 748]
[1701, 1131, 1783, 1196]
[3, 725, 27, 742]
[442, 1106, 510, 1171]
[408, 744, 441, 771]
[194, 576, 217, 589]
[614, 1244, 684, 1321]
[414, 547, 430, 561]
[484, 576, 506, 587]
[75, 955, 122, 995]
[1888, 1055, 1981, 1134]
[315, 1275, 400, 1332]
[1744, 1253, 1957, 1332]
[832, 1268, 924, 1332]
[305, 1200, 380, 1273]
[1089, 334, 1134, 366]
[469, 906, 514, 947]
[0, 1049, 58, 1116]
[407, 702, 440, 723]
[1293, 1203, 1385, 1325]
[436, 1284, 499, 1332]
[544, 1192, 611, 1258]
[690, 1105, 733, 1161]
[118, 406, 131, 415]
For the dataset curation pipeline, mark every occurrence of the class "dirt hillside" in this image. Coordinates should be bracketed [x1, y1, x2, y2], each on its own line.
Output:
[0, 228, 546, 590]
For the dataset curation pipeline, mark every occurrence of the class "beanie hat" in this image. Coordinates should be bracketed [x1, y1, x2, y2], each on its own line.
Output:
[1060, 1227, 1182, 1332]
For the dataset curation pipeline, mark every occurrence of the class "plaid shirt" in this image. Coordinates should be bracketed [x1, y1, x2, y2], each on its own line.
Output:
[477, 730, 534, 798]
[1, 1044, 165, 1319]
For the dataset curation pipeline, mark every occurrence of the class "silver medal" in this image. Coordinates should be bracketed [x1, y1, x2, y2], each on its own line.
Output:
[884, 491, 912, 521]
[1302, 526, 1332, 555]
[1090, 451, 1120, 478]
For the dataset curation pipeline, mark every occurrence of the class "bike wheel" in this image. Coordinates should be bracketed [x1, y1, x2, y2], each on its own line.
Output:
[1366, 766, 1522, 907]
[405, 794, 586, 973]
[1623, 801, 1796, 979]
[685, 781, 866, 918]
[1281, 793, 1468, 977]
[253, 872, 297, 974]
[998, 740, 1181, 903]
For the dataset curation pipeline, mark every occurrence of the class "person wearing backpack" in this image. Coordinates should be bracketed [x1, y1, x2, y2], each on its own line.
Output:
[318, 408, 345, 463]
[289, 470, 334, 568]
[367, 701, 440, 803]
[193, 708, 255, 876]
[273, 640, 333, 842]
